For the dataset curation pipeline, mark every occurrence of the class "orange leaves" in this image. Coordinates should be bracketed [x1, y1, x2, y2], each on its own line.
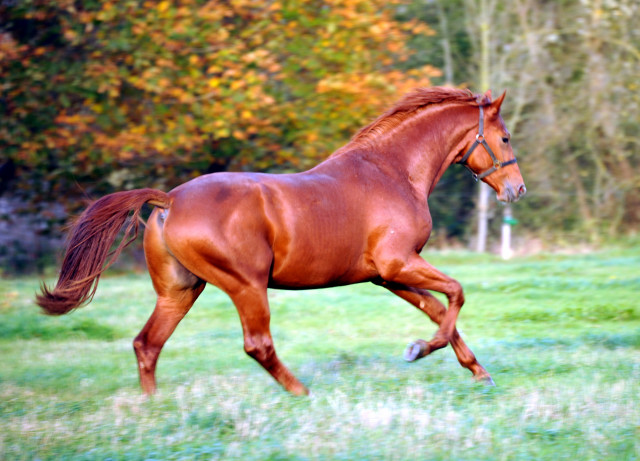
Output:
[54, 113, 95, 126]
[0, 33, 21, 62]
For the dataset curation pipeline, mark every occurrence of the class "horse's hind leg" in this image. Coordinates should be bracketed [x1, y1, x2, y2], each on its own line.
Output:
[133, 210, 205, 394]
[378, 281, 494, 384]
[133, 279, 204, 394]
[228, 285, 309, 396]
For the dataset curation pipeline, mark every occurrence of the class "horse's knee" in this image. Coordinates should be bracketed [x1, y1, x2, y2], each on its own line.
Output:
[447, 280, 464, 307]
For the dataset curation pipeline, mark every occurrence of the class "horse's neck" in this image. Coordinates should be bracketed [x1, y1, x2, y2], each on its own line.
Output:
[370, 104, 475, 197]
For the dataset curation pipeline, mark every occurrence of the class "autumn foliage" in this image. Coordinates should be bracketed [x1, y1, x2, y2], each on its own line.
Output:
[1, 0, 439, 200]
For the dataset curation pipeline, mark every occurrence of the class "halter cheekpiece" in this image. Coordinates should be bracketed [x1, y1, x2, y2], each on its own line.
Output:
[458, 105, 517, 181]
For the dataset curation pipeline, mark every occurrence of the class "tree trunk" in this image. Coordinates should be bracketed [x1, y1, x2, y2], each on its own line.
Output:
[475, 0, 493, 253]
[437, 0, 454, 85]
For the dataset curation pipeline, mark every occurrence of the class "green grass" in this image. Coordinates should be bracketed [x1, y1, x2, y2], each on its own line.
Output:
[1, 249, 639, 460]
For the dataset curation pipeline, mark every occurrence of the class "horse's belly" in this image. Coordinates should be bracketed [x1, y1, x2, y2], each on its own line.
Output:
[268, 248, 376, 289]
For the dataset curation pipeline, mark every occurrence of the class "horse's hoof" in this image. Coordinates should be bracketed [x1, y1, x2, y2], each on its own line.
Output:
[474, 374, 496, 386]
[403, 340, 425, 362]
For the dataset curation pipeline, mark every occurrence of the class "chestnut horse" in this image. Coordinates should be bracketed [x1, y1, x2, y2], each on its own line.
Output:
[37, 87, 525, 395]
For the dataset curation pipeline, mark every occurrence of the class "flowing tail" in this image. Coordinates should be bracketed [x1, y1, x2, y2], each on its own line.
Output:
[36, 188, 170, 315]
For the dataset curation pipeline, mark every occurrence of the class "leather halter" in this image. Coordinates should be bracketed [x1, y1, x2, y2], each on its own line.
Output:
[458, 105, 517, 181]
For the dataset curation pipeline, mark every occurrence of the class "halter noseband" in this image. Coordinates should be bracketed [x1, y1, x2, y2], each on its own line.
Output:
[458, 105, 517, 181]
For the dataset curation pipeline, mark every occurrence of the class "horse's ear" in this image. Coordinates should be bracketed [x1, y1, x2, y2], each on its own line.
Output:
[484, 89, 492, 101]
[491, 90, 506, 111]
[485, 91, 507, 118]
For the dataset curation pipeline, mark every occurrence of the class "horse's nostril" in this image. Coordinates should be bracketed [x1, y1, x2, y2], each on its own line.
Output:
[518, 184, 527, 197]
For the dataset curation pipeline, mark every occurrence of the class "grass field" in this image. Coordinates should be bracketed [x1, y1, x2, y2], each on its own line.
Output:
[1, 248, 639, 460]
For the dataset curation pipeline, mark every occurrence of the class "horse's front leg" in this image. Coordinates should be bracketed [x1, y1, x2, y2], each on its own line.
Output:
[376, 253, 466, 358]
[229, 284, 309, 396]
[375, 280, 494, 384]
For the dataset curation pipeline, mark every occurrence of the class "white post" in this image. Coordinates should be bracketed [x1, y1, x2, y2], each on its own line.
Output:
[476, 182, 491, 252]
[501, 205, 513, 260]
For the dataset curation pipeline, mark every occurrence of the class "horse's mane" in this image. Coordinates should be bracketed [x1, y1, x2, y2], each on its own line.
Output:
[346, 87, 485, 148]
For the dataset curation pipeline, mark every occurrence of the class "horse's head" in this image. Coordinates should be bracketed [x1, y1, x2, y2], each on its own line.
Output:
[458, 91, 526, 202]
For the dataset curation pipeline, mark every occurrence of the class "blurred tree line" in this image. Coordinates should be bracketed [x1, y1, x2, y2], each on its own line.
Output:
[401, 0, 639, 246]
[1, 0, 639, 272]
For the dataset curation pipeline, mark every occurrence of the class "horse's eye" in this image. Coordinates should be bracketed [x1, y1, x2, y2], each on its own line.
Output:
[502, 137, 509, 144]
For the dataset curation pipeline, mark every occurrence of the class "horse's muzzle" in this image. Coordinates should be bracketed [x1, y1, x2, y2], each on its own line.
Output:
[498, 183, 527, 202]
